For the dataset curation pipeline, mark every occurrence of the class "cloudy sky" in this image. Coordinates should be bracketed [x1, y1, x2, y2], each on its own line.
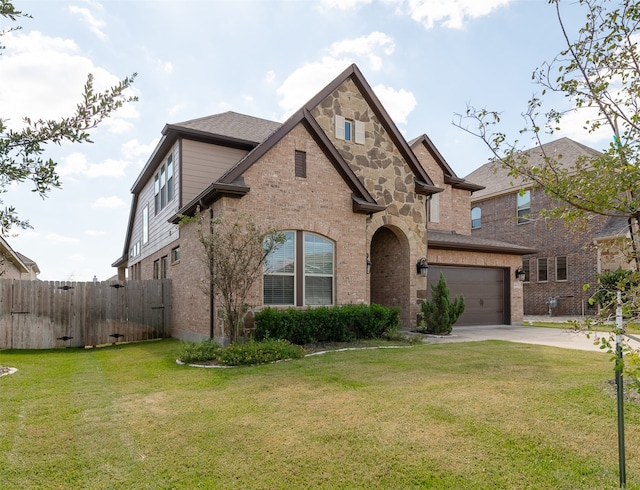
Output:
[1, 0, 610, 282]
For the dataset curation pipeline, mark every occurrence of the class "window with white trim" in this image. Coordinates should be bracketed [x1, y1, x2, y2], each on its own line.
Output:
[335, 115, 365, 144]
[142, 206, 149, 244]
[537, 257, 548, 282]
[263, 231, 334, 306]
[154, 154, 174, 215]
[471, 206, 481, 229]
[555, 256, 567, 281]
[517, 190, 531, 224]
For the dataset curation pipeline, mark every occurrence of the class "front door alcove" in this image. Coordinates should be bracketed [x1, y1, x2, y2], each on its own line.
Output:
[369, 225, 411, 328]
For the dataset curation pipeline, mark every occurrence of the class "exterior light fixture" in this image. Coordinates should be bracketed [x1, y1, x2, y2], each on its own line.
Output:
[366, 253, 372, 275]
[416, 257, 428, 277]
[515, 267, 526, 282]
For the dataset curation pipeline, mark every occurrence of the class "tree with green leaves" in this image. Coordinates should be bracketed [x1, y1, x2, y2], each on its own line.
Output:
[0, 1, 137, 233]
[418, 272, 465, 335]
[181, 209, 285, 344]
[455, 0, 640, 268]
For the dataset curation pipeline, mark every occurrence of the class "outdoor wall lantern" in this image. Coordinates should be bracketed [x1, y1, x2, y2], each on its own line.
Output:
[515, 267, 526, 282]
[366, 254, 372, 275]
[416, 257, 428, 277]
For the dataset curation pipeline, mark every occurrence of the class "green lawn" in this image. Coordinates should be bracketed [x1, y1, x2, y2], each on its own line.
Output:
[1, 339, 638, 489]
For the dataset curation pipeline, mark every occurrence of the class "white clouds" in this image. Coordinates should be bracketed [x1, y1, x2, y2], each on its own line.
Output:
[277, 57, 353, 119]
[122, 138, 159, 162]
[329, 32, 395, 71]
[91, 196, 126, 209]
[0, 30, 138, 133]
[373, 84, 417, 125]
[68, 5, 107, 40]
[405, 0, 511, 29]
[265, 70, 276, 84]
[319, 0, 372, 11]
[57, 152, 129, 178]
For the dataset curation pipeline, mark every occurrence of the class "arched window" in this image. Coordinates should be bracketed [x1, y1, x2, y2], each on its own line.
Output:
[263, 231, 334, 306]
[471, 206, 481, 229]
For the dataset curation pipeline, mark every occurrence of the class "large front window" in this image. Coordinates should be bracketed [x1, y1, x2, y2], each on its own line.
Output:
[263, 231, 334, 306]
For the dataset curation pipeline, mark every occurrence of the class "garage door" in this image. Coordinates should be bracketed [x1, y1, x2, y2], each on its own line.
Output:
[427, 266, 507, 326]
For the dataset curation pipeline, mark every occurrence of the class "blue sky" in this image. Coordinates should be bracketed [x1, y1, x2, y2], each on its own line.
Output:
[0, 0, 610, 281]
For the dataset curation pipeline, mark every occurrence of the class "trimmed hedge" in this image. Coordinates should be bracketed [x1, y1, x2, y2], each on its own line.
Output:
[253, 304, 400, 344]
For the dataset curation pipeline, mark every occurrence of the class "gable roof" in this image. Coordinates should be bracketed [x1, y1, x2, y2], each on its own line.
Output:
[465, 137, 601, 202]
[409, 134, 484, 192]
[131, 112, 281, 194]
[172, 63, 441, 221]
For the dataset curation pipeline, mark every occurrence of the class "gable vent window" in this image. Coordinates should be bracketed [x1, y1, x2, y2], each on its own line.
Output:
[335, 115, 365, 144]
[154, 154, 175, 215]
[295, 150, 307, 178]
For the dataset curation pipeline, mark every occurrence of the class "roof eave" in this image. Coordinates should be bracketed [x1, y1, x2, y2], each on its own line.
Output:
[168, 182, 251, 224]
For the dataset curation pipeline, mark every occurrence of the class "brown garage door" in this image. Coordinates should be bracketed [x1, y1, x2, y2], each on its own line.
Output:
[427, 266, 508, 326]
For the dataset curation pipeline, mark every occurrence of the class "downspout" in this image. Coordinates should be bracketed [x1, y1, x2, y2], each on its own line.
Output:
[209, 208, 215, 339]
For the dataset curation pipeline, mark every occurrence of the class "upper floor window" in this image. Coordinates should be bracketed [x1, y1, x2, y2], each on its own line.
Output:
[142, 206, 149, 244]
[154, 154, 174, 215]
[517, 190, 531, 224]
[471, 206, 481, 229]
[263, 231, 334, 306]
[556, 256, 567, 281]
[537, 257, 548, 282]
[335, 115, 365, 144]
[428, 193, 440, 223]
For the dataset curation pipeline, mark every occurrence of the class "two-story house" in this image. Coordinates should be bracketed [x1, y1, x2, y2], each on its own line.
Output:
[410, 135, 535, 325]
[113, 64, 532, 342]
[466, 137, 609, 317]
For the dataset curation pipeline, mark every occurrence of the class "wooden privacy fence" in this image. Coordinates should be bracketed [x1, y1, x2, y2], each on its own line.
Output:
[0, 279, 172, 349]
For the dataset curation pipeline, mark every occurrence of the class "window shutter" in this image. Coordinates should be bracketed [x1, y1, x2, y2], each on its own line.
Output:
[295, 150, 306, 178]
[429, 193, 440, 223]
[335, 115, 345, 140]
[354, 120, 365, 144]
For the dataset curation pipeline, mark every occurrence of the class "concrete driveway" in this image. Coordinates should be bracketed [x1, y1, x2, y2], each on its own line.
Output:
[419, 324, 639, 353]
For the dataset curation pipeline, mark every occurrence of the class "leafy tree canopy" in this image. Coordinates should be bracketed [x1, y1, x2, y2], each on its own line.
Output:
[455, 0, 640, 234]
[0, 0, 137, 233]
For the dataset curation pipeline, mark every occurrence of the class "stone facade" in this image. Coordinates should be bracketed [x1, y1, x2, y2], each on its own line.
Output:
[311, 79, 428, 327]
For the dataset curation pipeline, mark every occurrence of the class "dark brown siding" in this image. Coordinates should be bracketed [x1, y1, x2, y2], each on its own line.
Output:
[428, 266, 508, 326]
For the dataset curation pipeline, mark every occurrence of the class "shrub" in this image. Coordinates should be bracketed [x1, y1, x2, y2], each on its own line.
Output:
[591, 268, 640, 315]
[177, 339, 221, 363]
[254, 304, 400, 343]
[418, 273, 465, 335]
[215, 339, 305, 366]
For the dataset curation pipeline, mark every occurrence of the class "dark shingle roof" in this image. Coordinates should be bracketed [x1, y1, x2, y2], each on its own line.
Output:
[465, 137, 601, 201]
[595, 216, 630, 240]
[171, 111, 281, 145]
[428, 230, 537, 255]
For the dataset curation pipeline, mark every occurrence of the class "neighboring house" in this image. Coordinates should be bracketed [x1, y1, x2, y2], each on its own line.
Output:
[410, 135, 536, 325]
[0, 237, 40, 280]
[466, 137, 609, 317]
[114, 64, 529, 342]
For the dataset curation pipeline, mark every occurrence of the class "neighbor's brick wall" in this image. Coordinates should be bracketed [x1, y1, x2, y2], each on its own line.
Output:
[472, 187, 607, 316]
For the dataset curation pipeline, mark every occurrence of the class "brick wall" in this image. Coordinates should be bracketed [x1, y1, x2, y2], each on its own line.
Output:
[472, 187, 607, 316]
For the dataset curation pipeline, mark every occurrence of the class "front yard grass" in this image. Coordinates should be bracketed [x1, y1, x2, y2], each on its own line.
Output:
[1, 339, 639, 489]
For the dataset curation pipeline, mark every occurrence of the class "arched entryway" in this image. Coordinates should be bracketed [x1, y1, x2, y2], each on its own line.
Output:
[370, 225, 411, 327]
